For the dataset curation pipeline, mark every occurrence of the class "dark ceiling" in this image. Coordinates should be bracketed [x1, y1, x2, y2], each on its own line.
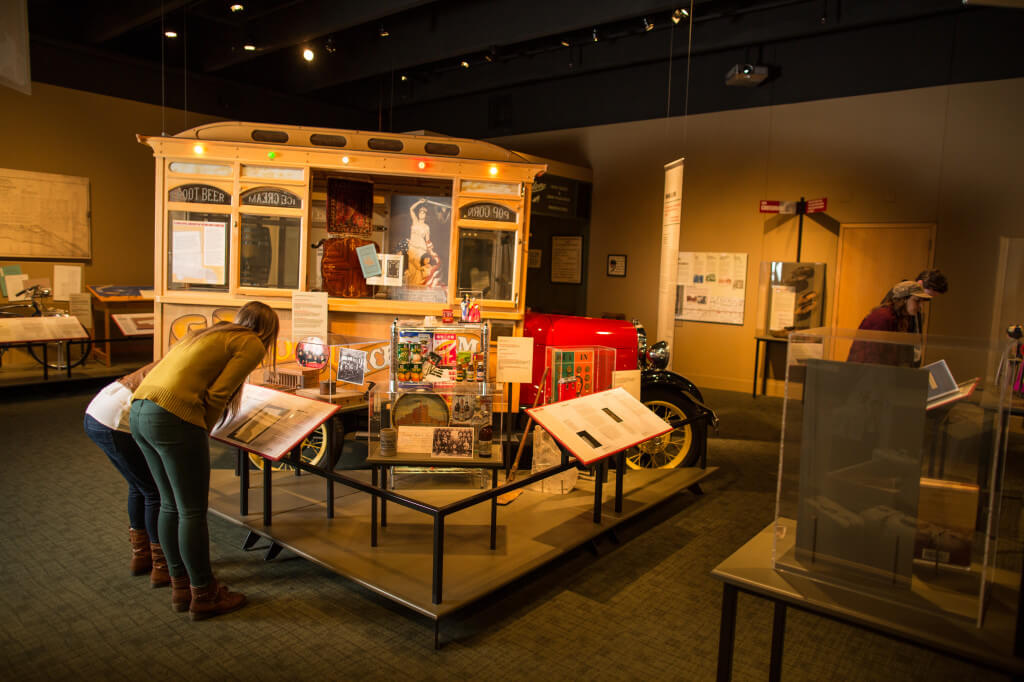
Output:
[24, 0, 1024, 140]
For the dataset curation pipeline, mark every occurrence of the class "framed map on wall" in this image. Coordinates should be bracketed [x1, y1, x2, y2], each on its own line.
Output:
[0, 168, 91, 259]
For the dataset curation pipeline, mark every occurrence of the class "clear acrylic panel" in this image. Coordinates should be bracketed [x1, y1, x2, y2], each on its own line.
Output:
[369, 382, 505, 461]
[774, 326, 1021, 631]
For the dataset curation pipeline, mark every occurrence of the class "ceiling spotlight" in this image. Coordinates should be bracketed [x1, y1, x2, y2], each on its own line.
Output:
[672, 8, 689, 24]
[560, 38, 570, 47]
[643, 17, 654, 32]
[484, 54, 493, 63]
[303, 47, 315, 62]
[400, 74, 408, 82]
[378, 23, 389, 38]
[460, 59, 469, 68]
[230, 3, 244, 12]
[324, 37, 336, 54]
[592, 28, 598, 42]
[164, 30, 178, 38]
[243, 44, 255, 51]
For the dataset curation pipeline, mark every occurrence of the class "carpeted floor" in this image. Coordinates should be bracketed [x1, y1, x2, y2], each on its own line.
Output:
[0, 383, 1013, 681]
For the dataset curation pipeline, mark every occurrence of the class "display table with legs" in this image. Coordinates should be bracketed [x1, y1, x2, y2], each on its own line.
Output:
[212, 442, 715, 647]
[712, 521, 1024, 681]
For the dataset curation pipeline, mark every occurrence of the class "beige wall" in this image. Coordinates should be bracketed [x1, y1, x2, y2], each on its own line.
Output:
[0, 82, 218, 298]
[3, 80, 1020, 392]
[497, 78, 1024, 393]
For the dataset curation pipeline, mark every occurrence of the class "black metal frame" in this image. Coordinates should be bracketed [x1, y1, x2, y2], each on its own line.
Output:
[0, 333, 148, 381]
[716, 582, 1024, 681]
[235, 443, 630, 607]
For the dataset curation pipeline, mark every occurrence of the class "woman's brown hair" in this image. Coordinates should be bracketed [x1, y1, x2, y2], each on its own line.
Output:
[181, 301, 280, 423]
[882, 296, 914, 332]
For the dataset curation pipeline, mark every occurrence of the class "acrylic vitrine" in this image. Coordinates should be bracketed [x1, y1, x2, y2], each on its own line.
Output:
[263, 333, 388, 405]
[542, 345, 615, 403]
[773, 326, 1021, 632]
[757, 261, 827, 338]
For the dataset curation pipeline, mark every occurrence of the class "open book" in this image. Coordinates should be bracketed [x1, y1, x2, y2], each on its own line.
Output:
[924, 359, 979, 410]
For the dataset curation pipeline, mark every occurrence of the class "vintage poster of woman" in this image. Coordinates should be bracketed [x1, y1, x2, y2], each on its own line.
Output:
[390, 195, 451, 289]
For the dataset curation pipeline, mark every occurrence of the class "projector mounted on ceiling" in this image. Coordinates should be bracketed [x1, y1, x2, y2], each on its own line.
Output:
[725, 64, 769, 87]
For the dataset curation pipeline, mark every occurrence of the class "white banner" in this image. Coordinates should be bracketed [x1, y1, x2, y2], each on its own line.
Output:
[658, 159, 684, 349]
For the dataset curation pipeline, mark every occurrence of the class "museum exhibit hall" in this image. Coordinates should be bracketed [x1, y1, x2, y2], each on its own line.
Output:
[3, 1, 1024, 679]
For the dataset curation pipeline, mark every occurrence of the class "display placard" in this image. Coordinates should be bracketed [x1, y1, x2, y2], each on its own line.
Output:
[111, 313, 155, 336]
[169, 217, 228, 286]
[496, 336, 533, 383]
[674, 251, 747, 325]
[211, 384, 340, 461]
[526, 387, 672, 465]
[0, 315, 88, 344]
[551, 236, 582, 284]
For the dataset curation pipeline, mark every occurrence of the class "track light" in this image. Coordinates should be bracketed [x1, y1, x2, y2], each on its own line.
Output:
[378, 23, 389, 38]
[230, 4, 244, 12]
[243, 44, 255, 51]
[324, 37, 336, 54]
[484, 54, 493, 62]
[672, 8, 689, 24]
[592, 28, 598, 42]
[560, 38, 570, 47]
[643, 17, 654, 32]
[460, 59, 470, 68]
[400, 74, 408, 82]
[164, 30, 178, 38]
[303, 47, 314, 62]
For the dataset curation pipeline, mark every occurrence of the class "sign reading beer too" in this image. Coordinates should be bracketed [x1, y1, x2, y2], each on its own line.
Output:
[168, 184, 230, 205]
[241, 187, 302, 209]
[459, 202, 516, 222]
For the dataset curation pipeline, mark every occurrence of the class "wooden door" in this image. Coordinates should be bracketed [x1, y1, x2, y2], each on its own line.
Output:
[833, 223, 935, 332]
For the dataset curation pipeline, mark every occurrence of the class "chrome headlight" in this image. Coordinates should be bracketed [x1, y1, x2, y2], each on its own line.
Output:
[632, 319, 648, 369]
[646, 341, 670, 370]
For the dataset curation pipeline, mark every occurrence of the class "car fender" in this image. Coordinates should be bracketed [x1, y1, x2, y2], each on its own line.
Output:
[641, 369, 704, 404]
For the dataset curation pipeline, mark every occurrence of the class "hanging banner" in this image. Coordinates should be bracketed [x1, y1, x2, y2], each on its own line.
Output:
[658, 159, 684, 348]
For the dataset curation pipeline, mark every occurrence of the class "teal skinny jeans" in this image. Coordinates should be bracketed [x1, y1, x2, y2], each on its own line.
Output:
[129, 399, 214, 588]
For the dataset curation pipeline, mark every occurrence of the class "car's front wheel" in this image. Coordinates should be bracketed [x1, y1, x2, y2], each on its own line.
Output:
[625, 387, 705, 469]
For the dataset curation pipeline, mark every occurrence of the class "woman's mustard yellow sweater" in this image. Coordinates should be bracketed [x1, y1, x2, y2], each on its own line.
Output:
[133, 331, 266, 430]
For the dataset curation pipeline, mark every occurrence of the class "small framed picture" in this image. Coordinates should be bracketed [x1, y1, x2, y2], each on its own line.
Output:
[431, 426, 474, 458]
[607, 254, 627, 277]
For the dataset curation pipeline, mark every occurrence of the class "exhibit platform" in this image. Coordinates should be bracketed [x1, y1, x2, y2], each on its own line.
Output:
[209, 465, 715, 625]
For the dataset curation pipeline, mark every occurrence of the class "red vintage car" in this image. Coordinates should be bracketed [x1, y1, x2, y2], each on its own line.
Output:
[522, 312, 716, 469]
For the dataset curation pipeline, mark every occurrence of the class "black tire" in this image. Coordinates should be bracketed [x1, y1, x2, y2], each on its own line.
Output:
[625, 386, 705, 469]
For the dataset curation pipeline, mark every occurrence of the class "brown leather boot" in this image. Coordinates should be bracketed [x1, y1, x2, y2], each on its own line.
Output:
[128, 528, 151, 576]
[149, 543, 171, 588]
[170, 575, 191, 613]
[189, 579, 247, 621]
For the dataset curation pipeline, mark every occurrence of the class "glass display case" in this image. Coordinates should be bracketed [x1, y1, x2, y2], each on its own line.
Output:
[758, 261, 827, 337]
[390, 319, 490, 388]
[372, 319, 499, 487]
[542, 345, 615, 403]
[368, 382, 504, 460]
[262, 333, 389, 406]
[774, 326, 1020, 628]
